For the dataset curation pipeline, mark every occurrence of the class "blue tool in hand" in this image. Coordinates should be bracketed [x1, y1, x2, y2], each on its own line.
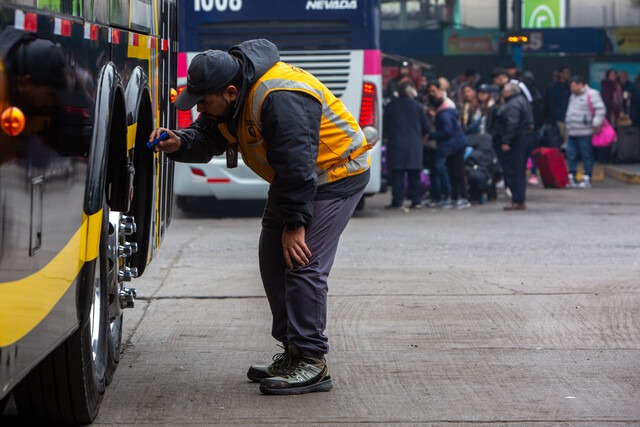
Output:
[147, 131, 169, 149]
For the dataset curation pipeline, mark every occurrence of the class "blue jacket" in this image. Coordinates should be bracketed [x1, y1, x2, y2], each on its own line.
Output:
[429, 107, 467, 157]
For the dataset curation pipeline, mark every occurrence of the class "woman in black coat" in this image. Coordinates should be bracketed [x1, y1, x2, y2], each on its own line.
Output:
[383, 78, 430, 209]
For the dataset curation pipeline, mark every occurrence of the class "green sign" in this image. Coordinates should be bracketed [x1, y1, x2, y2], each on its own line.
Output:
[522, 0, 565, 28]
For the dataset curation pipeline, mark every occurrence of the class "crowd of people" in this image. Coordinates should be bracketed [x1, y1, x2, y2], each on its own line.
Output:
[382, 61, 640, 211]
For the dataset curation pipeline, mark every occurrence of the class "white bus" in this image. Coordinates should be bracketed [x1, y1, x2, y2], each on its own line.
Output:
[174, 0, 382, 211]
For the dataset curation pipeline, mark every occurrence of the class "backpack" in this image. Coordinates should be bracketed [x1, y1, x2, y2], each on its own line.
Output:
[539, 122, 563, 149]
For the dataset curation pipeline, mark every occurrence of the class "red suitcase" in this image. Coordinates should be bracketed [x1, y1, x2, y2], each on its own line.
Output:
[532, 147, 568, 188]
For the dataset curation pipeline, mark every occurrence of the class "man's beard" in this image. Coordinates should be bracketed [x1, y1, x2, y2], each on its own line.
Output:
[211, 99, 235, 122]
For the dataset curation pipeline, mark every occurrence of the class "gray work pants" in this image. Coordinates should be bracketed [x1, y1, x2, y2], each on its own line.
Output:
[258, 189, 364, 357]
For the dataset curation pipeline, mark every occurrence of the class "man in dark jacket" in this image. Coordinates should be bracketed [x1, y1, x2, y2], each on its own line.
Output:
[544, 65, 571, 141]
[496, 82, 534, 210]
[383, 78, 430, 209]
[149, 39, 371, 395]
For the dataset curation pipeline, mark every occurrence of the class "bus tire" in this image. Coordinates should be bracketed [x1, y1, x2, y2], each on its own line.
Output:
[128, 94, 154, 276]
[14, 207, 110, 424]
[105, 207, 123, 385]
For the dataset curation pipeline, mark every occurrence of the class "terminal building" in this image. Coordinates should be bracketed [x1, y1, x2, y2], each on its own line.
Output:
[380, 0, 640, 90]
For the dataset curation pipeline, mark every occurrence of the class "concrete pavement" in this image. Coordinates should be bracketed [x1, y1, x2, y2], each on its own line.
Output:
[87, 178, 640, 425]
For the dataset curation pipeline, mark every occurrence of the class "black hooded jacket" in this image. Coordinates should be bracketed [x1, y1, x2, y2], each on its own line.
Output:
[168, 39, 368, 228]
[496, 93, 534, 147]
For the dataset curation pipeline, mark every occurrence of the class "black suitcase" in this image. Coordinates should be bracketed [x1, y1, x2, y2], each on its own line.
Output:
[611, 126, 640, 163]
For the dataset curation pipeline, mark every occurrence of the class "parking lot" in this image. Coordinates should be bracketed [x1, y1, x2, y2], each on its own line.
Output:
[90, 179, 639, 424]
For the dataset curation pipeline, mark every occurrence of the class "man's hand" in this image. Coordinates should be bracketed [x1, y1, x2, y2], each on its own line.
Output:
[149, 128, 181, 154]
[594, 126, 602, 134]
[282, 227, 312, 269]
[501, 143, 511, 153]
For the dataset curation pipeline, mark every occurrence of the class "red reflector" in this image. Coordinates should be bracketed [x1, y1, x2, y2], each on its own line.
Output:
[177, 110, 192, 129]
[57, 19, 72, 37]
[87, 24, 98, 40]
[190, 167, 205, 177]
[24, 13, 38, 32]
[206, 178, 231, 183]
[62, 20, 71, 36]
[362, 82, 375, 95]
[176, 87, 193, 129]
[359, 82, 377, 128]
[359, 97, 374, 127]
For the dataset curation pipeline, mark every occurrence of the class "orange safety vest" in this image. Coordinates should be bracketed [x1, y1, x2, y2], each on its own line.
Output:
[219, 61, 371, 185]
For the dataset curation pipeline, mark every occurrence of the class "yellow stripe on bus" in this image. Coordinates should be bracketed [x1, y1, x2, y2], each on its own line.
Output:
[128, 34, 151, 61]
[127, 122, 137, 151]
[0, 210, 102, 347]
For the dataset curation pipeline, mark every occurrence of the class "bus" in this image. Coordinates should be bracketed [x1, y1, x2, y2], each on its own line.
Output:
[0, 0, 177, 423]
[174, 0, 382, 211]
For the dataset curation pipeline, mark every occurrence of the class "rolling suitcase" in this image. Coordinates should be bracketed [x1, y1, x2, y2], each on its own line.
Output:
[532, 147, 568, 188]
[611, 126, 640, 163]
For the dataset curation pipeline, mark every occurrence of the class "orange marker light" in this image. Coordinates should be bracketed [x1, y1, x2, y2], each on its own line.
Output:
[1, 107, 26, 136]
[507, 35, 529, 43]
[170, 88, 178, 103]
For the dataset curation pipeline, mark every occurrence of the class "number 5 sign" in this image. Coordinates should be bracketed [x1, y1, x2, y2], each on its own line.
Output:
[522, 0, 566, 28]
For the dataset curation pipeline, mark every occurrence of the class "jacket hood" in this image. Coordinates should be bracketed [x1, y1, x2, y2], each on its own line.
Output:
[228, 39, 280, 119]
[229, 39, 280, 85]
[436, 96, 456, 113]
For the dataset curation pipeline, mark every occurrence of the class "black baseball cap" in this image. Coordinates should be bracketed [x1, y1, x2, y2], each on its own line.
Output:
[175, 49, 241, 111]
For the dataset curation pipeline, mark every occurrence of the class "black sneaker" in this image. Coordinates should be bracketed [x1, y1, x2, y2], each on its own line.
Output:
[259, 356, 332, 395]
[247, 345, 291, 383]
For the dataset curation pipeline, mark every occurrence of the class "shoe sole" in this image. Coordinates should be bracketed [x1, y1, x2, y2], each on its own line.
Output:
[259, 375, 333, 395]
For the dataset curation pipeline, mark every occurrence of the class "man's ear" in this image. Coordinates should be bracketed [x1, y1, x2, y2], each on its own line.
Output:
[224, 85, 239, 101]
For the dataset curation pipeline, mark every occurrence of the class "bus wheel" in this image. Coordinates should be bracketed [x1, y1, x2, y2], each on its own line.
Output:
[14, 206, 110, 424]
[105, 210, 125, 385]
